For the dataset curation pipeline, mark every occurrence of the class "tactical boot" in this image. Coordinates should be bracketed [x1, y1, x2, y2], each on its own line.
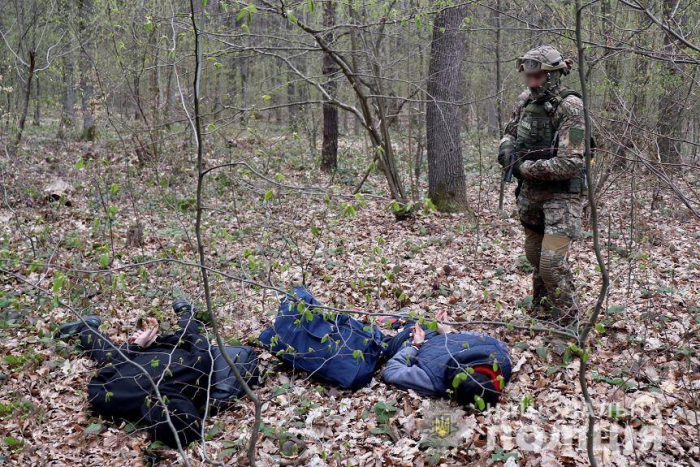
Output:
[530, 300, 553, 320]
[172, 298, 193, 314]
[56, 316, 102, 339]
[172, 298, 209, 323]
[528, 276, 552, 319]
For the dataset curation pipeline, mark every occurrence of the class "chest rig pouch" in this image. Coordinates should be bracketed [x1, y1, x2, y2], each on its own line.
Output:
[516, 99, 555, 160]
[514, 90, 585, 195]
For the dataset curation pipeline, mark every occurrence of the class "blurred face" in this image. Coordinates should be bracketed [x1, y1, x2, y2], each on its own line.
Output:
[525, 71, 548, 89]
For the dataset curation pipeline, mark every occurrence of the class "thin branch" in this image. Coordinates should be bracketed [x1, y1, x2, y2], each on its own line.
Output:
[576, 2, 611, 466]
[188, 1, 261, 465]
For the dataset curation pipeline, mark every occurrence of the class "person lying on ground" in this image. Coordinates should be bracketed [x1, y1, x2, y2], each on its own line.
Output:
[56, 299, 259, 449]
[259, 286, 387, 390]
[381, 310, 512, 408]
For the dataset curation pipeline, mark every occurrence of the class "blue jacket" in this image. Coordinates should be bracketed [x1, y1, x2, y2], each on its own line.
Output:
[259, 287, 386, 389]
[382, 331, 511, 402]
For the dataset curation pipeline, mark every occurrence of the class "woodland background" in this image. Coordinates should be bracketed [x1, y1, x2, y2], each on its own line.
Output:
[0, 0, 699, 466]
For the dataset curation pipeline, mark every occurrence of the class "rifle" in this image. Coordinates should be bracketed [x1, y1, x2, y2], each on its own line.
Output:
[501, 128, 591, 199]
[501, 131, 557, 197]
[503, 152, 517, 184]
[502, 130, 558, 184]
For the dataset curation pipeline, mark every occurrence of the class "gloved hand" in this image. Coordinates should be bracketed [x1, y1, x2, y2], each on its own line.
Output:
[512, 159, 524, 179]
[497, 148, 514, 168]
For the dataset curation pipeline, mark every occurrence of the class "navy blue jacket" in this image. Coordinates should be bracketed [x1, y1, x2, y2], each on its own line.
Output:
[259, 287, 386, 389]
[382, 331, 511, 403]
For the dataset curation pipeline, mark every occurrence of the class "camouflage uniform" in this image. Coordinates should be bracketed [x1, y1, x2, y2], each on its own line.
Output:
[497, 46, 586, 322]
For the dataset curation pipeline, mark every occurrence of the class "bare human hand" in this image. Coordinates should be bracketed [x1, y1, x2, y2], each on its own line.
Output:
[435, 310, 454, 335]
[128, 318, 159, 348]
[410, 323, 426, 345]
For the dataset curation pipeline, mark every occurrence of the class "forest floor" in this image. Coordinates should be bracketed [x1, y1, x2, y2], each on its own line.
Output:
[1, 129, 699, 466]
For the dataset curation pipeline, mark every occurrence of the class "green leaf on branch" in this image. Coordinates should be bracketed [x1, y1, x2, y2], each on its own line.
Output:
[53, 272, 66, 294]
[352, 349, 365, 362]
[452, 371, 468, 388]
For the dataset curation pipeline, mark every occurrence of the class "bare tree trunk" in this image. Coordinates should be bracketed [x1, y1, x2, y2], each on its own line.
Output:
[657, 0, 683, 164]
[187, 3, 262, 466]
[133, 74, 141, 120]
[3, 64, 11, 132]
[32, 76, 40, 126]
[150, 29, 161, 159]
[284, 11, 296, 132]
[415, 18, 426, 193]
[272, 68, 282, 123]
[213, 65, 223, 113]
[286, 68, 298, 131]
[240, 59, 248, 121]
[575, 6, 609, 467]
[426, 5, 470, 212]
[63, 53, 76, 129]
[165, 66, 174, 130]
[494, 0, 503, 137]
[320, 0, 338, 173]
[495, 0, 507, 211]
[237, 14, 249, 123]
[14, 50, 36, 148]
[58, 2, 76, 139]
[79, 0, 96, 140]
[602, 0, 625, 168]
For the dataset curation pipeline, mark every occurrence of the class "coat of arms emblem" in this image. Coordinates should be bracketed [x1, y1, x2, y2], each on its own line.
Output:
[432, 414, 452, 438]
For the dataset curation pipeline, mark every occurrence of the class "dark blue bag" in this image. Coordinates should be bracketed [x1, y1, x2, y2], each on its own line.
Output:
[259, 287, 385, 390]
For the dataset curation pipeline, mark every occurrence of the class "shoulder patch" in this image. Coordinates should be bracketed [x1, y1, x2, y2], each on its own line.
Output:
[557, 95, 583, 118]
[569, 127, 584, 145]
[561, 94, 583, 106]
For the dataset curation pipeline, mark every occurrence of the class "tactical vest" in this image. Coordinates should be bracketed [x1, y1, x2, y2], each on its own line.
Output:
[515, 88, 587, 194]
[516, 97, 556, 159]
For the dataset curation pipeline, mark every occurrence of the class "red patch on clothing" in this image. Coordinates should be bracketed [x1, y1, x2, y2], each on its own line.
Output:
[472, 365, 502, 391]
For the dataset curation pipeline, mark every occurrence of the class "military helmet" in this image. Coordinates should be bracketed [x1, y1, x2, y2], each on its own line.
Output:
[516, 46, 572, 74]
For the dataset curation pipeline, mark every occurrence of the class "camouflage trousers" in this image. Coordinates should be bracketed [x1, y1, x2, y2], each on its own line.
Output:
[516, 186, 583, 321]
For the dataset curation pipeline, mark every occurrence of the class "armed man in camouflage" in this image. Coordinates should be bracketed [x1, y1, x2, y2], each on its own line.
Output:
[498, 46, 586, 324]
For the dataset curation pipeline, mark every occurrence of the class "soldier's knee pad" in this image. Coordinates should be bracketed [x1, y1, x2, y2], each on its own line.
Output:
[524, 228, 544, 269]
[540, 234, 571, 286]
